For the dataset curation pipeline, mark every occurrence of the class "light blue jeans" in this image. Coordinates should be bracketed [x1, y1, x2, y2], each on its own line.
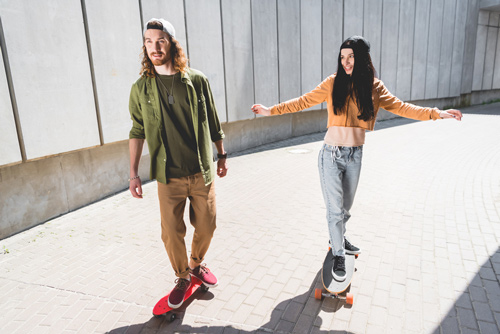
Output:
[318, 144, 363, 257]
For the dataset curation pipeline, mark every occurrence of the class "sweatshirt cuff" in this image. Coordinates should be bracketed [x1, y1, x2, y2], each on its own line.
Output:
[431, 108, 441, 120]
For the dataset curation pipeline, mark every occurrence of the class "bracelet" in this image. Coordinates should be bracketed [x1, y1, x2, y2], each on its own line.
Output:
[128, 175, 140, 182]
[217, 153, 227, 159]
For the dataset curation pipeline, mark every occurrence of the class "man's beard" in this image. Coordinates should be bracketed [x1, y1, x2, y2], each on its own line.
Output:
[150, 53, 170, 66]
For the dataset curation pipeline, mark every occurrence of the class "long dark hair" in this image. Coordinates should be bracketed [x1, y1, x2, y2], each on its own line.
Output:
[332, 36, 375, 121]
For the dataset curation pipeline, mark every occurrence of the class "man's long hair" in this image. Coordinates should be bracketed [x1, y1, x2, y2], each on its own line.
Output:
[332, 36, 376, 122]
[140, 23, 188, 77]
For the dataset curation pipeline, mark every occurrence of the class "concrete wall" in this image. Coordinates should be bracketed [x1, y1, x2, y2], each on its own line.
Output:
[1, 0, 499, 238]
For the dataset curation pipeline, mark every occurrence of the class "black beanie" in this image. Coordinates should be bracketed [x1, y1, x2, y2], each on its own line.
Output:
[340, 35, 371, 54]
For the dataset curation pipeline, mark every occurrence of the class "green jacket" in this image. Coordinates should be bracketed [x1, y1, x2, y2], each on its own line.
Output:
[129, 68, 225, 185]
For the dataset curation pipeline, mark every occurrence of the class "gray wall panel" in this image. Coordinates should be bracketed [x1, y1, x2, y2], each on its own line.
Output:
[301, 0, 322, 103]
[0, 0, 99, 160]
[185, 0, 227, 122]
[437, 0, 457, 98]
[251, 0, 279, 107]
[411, 0, 431, 100]
[450, 0, 468, 97]
[363, 0, 382, 74]
[380, 0, 399, 92]
[86, 0, 143, 144]
[221, 0, 254, 121]
[425, 0, 444, 99]
[322, 0, 343, 78]
[478, 10, 490, 25]
[277, 0, 301, 101]
[482, 26, 499, 89]
[462, 0, 480, 94]
[343, 0, 363, 39]
[0, 46, 21, 165]
[473, 25, 488, 91]
[494, 32, 500, 88]
[141, 0, 187, 52]
[396, 0, 416, 101]
[489, 11, 500, 26]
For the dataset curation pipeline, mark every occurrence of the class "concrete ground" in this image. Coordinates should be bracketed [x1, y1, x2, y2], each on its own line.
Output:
[1, 102, 499, 334]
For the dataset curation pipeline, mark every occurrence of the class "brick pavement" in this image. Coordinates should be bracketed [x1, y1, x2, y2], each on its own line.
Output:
[0, 102, 499, 333]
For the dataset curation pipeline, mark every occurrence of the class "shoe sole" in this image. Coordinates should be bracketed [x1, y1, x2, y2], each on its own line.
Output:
[167, 299, 183, 309]
[200, 281, 218, 288]
[190, 273, 218, 288]
[345, 249, 361, 255]
[332, 271, 347, 282]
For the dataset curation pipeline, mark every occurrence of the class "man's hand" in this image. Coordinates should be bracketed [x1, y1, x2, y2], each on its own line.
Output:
[251, 104, 271, 116]
[440, 109, 462, 121]
[129, 177, 143, 198]
[217, 158, 228, 178]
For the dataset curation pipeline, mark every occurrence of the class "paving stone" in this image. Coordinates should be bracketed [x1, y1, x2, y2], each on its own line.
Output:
[440, 315, 460, 334]
[1, 108, 500, 333]
[473, 301, 496, 323]
[478, 321, 500, 334]
[458, 307, 479, 330]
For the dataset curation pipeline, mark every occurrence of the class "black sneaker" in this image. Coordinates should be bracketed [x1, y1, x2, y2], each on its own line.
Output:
[332, 255, 346, 282]
[344, 238, 361, 255]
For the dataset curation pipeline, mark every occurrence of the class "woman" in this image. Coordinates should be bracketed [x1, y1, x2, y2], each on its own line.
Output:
[251, 36, 462, 282]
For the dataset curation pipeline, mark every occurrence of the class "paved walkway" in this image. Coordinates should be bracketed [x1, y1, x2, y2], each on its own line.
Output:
[1, 103, 500, 334]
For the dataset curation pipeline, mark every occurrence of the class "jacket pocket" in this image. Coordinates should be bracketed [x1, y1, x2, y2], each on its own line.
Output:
[198, 95, 207, 122]
[139, 97, 157, 123]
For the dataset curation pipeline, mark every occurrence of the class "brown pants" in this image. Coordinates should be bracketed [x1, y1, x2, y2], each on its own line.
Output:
[157, 173, 216, 278]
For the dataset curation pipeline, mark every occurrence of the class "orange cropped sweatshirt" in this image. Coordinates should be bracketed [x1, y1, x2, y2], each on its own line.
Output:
[270, 74, 441, 131]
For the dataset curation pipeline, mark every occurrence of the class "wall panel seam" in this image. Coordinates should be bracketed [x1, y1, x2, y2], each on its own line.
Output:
[220, 0, 229, 122]
[448, 0, 458, 96]
[409, 0, 416, 99]
[276, 0, 280, 102]
[379, 0, 384, 77]
[138, 0, 144, 35]
[299, 0, 302, 95]
[80, 0, 104, 146]
[0, 17, 26, 162]
[250, 0, 256, 108]
[183, 0, 190, 59]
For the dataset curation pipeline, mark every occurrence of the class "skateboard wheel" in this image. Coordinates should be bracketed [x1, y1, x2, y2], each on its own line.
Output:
[201, 285, 209, 292]
[355, 254, 359, 259]
[346, 293, 354, 305]
[168, 313, 176, 322]
[314, 288, 323, 300]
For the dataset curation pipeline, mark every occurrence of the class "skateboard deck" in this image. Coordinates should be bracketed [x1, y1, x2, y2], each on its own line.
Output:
[315, 248, 356, 304]
[153, 276, 208, 321]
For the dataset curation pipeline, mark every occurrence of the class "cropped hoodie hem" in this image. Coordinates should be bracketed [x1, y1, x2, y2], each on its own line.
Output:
[270, 74, 441, 131]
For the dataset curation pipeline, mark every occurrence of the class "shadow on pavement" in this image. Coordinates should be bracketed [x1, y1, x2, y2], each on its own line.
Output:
[432, 247, 500, 334]
[106, 271, 355, 334]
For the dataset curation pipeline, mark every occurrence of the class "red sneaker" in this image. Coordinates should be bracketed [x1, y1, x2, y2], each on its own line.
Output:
[190, 264, 218, 288]
[168, 278, 191, 309]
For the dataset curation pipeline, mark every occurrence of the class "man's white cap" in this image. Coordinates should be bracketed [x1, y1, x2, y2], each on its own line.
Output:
[143, 18, 175, 39]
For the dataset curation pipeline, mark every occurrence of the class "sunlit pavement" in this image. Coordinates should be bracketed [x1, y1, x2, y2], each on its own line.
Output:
[1, 102, 499, 334]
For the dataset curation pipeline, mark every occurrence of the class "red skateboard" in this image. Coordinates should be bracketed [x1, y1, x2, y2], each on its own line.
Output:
[152, 276, 209, 321]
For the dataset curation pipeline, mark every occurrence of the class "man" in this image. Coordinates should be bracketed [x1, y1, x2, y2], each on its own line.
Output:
[128, 18, 227, 309]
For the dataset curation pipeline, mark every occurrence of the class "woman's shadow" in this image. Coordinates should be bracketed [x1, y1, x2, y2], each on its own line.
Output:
[107, 270, 355, 334]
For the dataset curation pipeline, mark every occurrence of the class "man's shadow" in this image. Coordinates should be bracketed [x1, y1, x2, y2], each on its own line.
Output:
[107, 270, 355, 334]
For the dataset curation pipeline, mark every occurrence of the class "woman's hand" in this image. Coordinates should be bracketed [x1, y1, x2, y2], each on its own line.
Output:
[251, 104, 271, 116]
[440, 109, 462, 121]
